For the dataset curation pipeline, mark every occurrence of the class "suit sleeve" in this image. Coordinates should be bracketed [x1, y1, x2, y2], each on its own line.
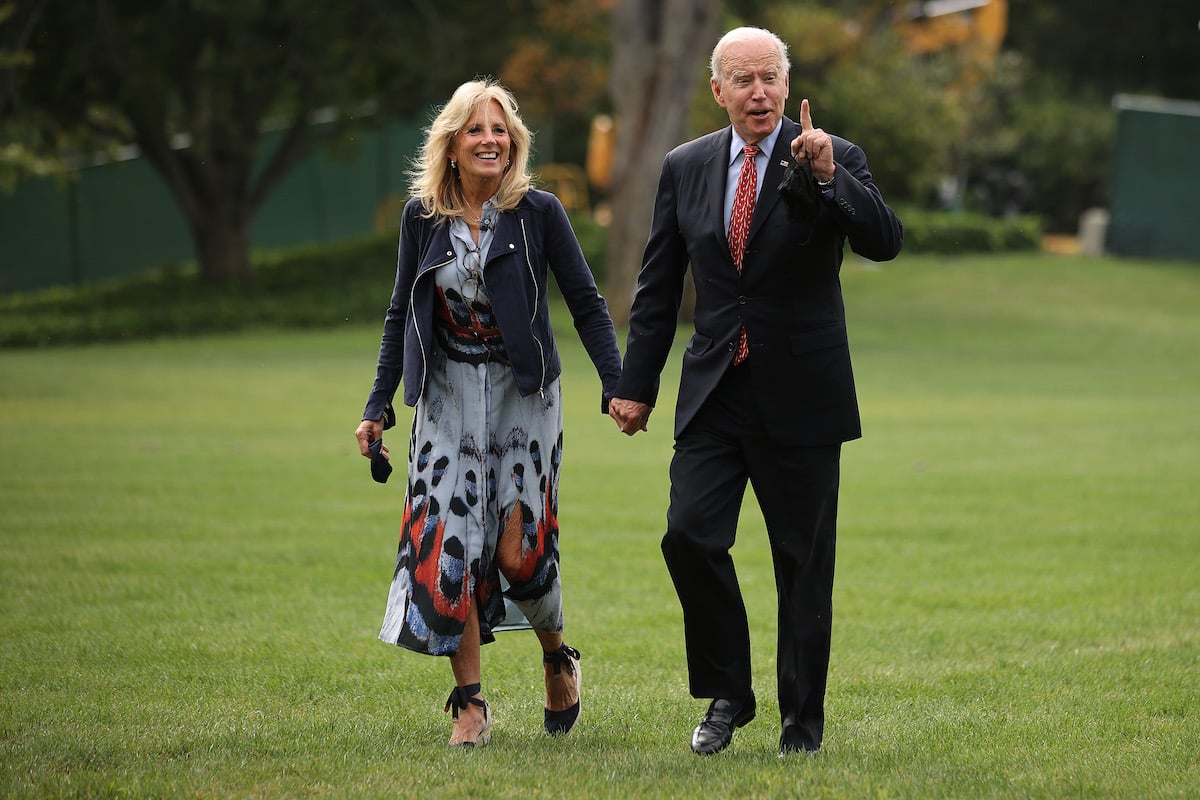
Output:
[827, 140, 903, 263]
[615, 154, 691, 407]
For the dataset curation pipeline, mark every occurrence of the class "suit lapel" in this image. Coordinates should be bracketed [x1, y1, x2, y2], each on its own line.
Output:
[705, 128, 733, 252]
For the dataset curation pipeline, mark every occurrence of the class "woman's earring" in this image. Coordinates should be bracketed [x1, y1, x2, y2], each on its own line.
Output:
[450, 159, 457, 170]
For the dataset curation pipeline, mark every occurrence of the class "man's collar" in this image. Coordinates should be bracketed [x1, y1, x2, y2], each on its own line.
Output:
[729, 120, 784, 165]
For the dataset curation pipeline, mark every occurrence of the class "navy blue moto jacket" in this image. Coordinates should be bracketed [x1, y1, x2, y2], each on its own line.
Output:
[363, 190, 621, 422]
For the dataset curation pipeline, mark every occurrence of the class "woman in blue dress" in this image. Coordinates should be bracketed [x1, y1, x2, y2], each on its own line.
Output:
[355, 79, 621, 747]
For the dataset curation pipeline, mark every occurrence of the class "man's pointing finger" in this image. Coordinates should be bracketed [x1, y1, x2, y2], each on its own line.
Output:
[800, 98, 813, 131]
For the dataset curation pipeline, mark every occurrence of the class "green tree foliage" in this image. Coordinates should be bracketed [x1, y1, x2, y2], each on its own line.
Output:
[956, 52, 1115, 231]
[0, 0, 530, 282]
[1005, 0, 1200, 102]
[501, 0, 613, 166]
[997, 0, 1197, 231]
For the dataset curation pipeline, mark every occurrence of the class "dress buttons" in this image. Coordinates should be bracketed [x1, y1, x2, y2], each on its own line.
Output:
[737, 296, 748, 304]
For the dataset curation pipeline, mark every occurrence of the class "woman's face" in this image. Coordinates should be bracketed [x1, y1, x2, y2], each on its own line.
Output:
[450, 99, 511, 187]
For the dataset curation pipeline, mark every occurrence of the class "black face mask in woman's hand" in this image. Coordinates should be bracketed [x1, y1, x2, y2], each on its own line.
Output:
[369, 437, 393, 484]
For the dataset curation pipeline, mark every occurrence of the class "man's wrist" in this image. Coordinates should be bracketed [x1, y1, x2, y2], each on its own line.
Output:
[817, 171, 836, 200]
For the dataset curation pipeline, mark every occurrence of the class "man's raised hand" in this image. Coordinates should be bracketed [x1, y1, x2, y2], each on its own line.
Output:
[790, 98, 836, 183]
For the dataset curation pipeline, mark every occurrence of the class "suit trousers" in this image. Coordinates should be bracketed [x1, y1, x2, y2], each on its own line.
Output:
[661, 360, 841, 748]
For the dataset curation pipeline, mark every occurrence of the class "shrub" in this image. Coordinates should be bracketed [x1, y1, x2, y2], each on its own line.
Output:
[0, 233, 399, 348]
[896, 206, 1041, 255]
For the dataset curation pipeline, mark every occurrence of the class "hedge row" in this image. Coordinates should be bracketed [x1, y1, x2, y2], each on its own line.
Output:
[0, 209, 1039, 348]
[0, 234, 400, 348]
[895, 206, 1042, 255]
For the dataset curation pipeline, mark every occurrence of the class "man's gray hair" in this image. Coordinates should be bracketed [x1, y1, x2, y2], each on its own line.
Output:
[710, 27, 791, 82]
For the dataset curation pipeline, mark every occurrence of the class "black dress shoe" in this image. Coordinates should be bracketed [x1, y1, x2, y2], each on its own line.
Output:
[690, 692, 756, 755]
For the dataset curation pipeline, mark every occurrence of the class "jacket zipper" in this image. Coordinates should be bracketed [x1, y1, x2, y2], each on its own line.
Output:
[410, 251, 455, 404]
[519, 218, 547, 398]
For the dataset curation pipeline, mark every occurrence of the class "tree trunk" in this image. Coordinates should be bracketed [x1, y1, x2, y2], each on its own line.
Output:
[138, 118, 320, 285]
[192, 210, 255, 283]
[176, 161, 258, 284]
[130, 124, 263, 285]
[605, 0, 719, 326]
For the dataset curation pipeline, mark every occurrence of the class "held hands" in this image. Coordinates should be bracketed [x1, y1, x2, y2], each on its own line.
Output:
[608, 397, 653, 436]
[790, 99, 835, 184]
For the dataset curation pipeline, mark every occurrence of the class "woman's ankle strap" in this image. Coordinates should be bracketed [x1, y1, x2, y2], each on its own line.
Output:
[444, 683, 485, 717]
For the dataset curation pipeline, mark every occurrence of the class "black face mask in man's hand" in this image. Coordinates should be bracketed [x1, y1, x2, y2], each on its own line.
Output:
[777, 157, 820, 222]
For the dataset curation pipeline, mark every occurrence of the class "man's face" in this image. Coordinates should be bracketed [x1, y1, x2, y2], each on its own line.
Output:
[711, 36, 790, 144]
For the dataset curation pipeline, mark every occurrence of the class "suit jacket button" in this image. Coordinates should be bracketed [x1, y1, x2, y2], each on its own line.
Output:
[727, 342, 735, 351]
[737, 295, 748, 304]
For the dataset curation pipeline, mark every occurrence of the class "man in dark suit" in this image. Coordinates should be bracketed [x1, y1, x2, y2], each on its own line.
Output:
[608, 26, 902, 755]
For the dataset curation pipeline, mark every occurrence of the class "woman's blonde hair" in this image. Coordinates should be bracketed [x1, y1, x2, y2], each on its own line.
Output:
[409, 78, 534, 221]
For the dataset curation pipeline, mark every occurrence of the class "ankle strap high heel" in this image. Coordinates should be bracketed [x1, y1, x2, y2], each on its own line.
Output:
[542, 645, 582, 736]
[444, 683, 491, 748]
[444, 683, 486, 718]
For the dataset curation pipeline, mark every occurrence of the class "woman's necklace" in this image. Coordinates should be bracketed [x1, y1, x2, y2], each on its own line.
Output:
[463, 198, 493, 229]
[466, 214, 491, 235]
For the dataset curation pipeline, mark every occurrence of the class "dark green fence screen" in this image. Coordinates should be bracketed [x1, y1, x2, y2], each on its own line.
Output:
[1107, 95, 1200, 262]
[0, 118, 420, 294]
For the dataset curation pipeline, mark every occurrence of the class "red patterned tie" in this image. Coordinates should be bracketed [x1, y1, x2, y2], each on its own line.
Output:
[728, 144, 758, 365]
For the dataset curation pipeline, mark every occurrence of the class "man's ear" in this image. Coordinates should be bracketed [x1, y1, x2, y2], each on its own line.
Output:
[711, 78, 726, 108]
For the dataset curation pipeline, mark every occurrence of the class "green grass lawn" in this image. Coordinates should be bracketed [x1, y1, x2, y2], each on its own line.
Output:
[1, 252, 1197, 798]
